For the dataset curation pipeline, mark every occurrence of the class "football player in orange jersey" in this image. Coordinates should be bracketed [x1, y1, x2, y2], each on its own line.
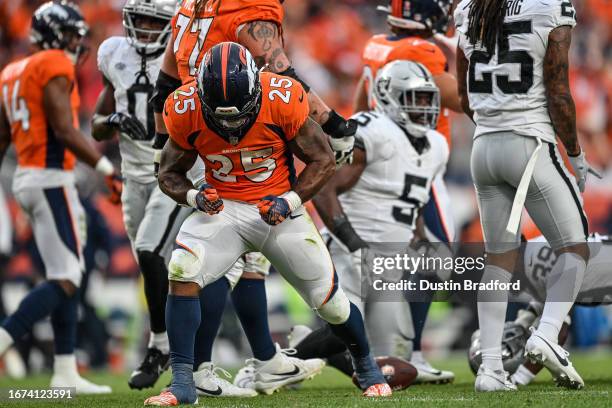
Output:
[143, 42, 391, 406]
[151, 0, 330, 395]
[0, 1, 120, 394]
[352, 0, 459, 384]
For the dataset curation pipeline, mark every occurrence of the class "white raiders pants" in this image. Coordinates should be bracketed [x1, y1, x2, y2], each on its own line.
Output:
[170, 200, 336, 309]
[121, 179, 270, 287]
[328, 239, 413, 357]
[14, 184, 86, 286]
[471, 132, 588, 253]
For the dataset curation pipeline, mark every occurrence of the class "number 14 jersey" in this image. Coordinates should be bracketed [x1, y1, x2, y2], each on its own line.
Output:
[163, 72, 308, 203]
[454, 0, 576, 143]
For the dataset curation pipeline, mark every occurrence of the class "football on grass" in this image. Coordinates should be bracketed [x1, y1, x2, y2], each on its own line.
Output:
[352, 356, 418, 391]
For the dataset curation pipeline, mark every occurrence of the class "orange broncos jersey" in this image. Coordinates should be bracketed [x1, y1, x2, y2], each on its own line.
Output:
[0, 50, 80, 170]
[164, 72, 308, 203]
[172, 0, 284, 82]
[362, 34, 450, 144]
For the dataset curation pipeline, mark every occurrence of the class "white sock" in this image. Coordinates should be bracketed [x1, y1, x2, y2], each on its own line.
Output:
[477, 265, 512, 371]
[411, 351, 424, 364]
[0, 327, 14, 355]
[53, 354, 78, 377]
[539, 252, 586, 342]
[511, 364, 536, 386]
[148, 331, 169, 353]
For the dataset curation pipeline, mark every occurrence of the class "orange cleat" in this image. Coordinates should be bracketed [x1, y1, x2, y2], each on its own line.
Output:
[144, 391, 180, 406]
[363, 383, 392, 397]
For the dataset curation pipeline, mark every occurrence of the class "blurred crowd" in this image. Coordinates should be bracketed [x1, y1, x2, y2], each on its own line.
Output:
[0, 0, 610, 373]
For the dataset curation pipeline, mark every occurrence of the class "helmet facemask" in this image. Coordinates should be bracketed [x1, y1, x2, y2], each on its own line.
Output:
[374, 62, 440, 138]
[123, 0, 173, 55]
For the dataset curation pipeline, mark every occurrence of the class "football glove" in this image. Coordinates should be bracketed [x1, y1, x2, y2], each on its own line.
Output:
[107, 112, 148, 141]
[567, 150, 602, 192]
[194, 184, 224, 215]
[152, 133, 168, 178]
[322, 111, 356, 167]
[257, 195, 291, 225]
[105, 173, 123, 205]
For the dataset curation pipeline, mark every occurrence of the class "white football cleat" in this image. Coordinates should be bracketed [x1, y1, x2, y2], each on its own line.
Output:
[287, 325, 312, 348]
[250, 344, 325, 395]
[233, 361, 256, 390]
[193, 363, 257, 397]
[50, 373, 112, 394]
[525, 330, 584, 390]
[474, 366, 517, 392]
[411, 358, 454, 384]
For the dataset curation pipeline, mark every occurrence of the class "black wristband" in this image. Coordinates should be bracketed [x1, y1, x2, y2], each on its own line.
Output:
[321, 110, 345, 138]
[152, 132, 169, 149]
[332, 214, 367, 252]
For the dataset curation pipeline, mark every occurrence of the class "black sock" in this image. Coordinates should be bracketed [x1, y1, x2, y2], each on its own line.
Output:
[51, 289, 78, 355]
[138, 250, 169, 333]
[194, 278, 229, 369]
[328, 303, 370, 359]
[294, 325, 347, 360]
[327, 351, 354, 377]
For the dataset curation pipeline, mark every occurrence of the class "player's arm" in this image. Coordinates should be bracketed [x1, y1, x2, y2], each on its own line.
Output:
[157, 139, 198, 206]
[44, 76, 122, 202]
[238, 20, 357, 166]
[91, 77, 147, 141]
[456, 45, 474, 121]
[313, 147, 368, 252]
[353, 74, 369, 113]
[0, 102, 10, 168]
[434, 72, 462, 112]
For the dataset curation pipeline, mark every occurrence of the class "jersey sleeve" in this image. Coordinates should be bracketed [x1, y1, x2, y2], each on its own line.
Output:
[351, 112, 386, 164]
[534, 0, 577, 48]
[390, 41, 447, 75]
[229, 0, 284, 42]
[163, 86, 199, 151]
[36, 50, 75, 87]
[96, 37, 120, 80]
[271, 77, 309, 140]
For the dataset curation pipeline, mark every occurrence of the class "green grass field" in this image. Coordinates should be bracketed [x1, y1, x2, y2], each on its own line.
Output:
[1, 351, 611, 407]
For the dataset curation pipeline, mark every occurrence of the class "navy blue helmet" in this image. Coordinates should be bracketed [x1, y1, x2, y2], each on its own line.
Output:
[196, 42, 261, 144]
[377, 0, 452, 34]
[30, 1, 89, 62]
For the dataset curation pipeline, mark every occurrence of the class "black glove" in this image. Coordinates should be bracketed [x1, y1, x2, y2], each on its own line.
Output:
[107, 112, 148, 141]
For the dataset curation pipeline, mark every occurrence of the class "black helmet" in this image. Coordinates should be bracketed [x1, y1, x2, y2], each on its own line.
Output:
[197, 42, 261, 144]
[30, 1, 89, 62]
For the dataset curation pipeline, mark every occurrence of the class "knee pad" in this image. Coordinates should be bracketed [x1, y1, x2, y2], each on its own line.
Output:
[315, 287, 350, 325]
[167, 243, 204, 284]
[137, 250, 168, 278]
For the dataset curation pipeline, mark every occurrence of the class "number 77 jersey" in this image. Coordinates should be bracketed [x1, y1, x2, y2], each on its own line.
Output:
[163, 72, 308, 203]
[454, 0, 576, 143]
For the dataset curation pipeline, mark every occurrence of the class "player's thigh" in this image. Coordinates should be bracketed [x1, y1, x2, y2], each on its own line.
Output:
[423, 173, 456, 243]
[170, 203, 249, 287]
[15, 186, 85, 287]
[260, 207, 336, 308]
[135, 185, 190, 260]
[121, 179, 152, 243]
[526, 143, 588, 250]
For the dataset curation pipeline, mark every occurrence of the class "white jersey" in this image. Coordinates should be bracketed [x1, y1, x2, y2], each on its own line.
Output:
[339, 111, 448, 243]
[523, 234, 612, 304]
[454, 0, 576, 142]
[97, 36, 161, 184]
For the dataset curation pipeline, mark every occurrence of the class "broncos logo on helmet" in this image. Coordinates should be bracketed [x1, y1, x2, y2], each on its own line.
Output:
[196, 42, 261, 144]
[377, 0, 452, 34]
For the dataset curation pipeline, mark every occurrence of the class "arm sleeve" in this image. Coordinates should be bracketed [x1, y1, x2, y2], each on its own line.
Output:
[350, 114, 381, 164]
[163, 93, 194, 151]
[96, 37, 117, 79]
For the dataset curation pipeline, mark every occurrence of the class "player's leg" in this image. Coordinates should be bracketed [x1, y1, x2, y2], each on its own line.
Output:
[471, 134, 521, 391]
[523, 142, 588, 389]
[260, 208, 390, 397]
[145, 203, 249, 405]
[1, 186, 110, 393]
[126, 183, 178, 389]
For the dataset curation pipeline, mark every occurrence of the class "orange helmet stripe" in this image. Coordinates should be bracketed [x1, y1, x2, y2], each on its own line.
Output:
[221, 42, 230, 100]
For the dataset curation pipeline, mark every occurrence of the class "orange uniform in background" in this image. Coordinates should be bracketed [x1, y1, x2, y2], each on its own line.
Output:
[163, 72, 308, 203]
[0, 49, 80, 170]
[361, 34, 450, 144]
[172, 0, 284, 82]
